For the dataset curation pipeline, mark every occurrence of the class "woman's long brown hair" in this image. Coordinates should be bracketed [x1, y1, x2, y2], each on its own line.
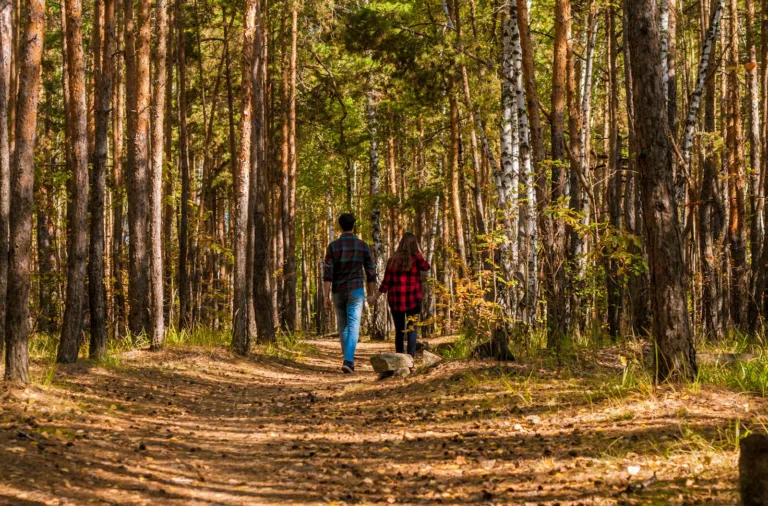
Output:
[388, 233, 420, 271]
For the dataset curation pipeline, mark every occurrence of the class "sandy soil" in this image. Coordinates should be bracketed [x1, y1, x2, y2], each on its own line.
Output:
[0, 337, 763, 505]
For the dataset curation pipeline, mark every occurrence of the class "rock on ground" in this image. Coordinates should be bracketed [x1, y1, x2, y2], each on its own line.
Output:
[415, 350, 441, 368]
[370, 352, 414, 373]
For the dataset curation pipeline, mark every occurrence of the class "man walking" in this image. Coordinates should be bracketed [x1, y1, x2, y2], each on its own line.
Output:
[323, 213, 377, 374]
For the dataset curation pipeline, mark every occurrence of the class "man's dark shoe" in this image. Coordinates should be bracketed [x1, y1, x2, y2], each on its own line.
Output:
[342, 361, 355, 374]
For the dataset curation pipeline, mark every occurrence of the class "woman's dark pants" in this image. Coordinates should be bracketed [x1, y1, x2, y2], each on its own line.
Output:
[390, 303, 421, 356]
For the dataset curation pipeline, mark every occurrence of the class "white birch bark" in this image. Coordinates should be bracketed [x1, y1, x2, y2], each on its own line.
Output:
[366, 89, 387, 340]
[509, 1, 536, 322]
[499, 12, 520, 305]
[660, 0, 670, 100]
[681, 0, 723, 170]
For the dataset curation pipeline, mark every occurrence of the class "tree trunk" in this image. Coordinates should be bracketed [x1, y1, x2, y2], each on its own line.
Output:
[111, 0, 126, 336]
[89, 0, 114, 359]
[547, 0, 570, 351]
[606, 7, 622, 340]
[280, 6, 297, 333]
[58, 0, 91, 363]
[625, 0, 696, 380]
[5, 0, 44, 382]
[149, 0, 168, 349]
[516, 0, 542, 327]
[124, 0, 151, 337]
[448, 83, 467, 270]
[566, 6, 585, 333]
[700, 0, 725, 339]
[756, 0, 768, 322]
[727, 0, 748, 331]
[36, 178, 58, 333]
[0, 0, 11, 358]
[367, 90, 387, 341]
[162, 5, 174, 325]
[498, 12, 520, 312]
[507, 2, 536, 324]
[177, 0, 191, 329]
[232, 0, 257, 354]
[746, 0, 763, 332]
[251, 1, 275, 344]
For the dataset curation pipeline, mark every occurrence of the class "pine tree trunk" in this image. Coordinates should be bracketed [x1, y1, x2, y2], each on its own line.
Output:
[622, 7, 650, 337]
[727, 0, 748, 331]
[0, 0, 11, 358]
[566, 7, 585, 333]
[5, 0, 44, 382]
[546, 0, 570, 351]
[755, 0, 768, 321]
[149, 0, 168, 349]
[36, 180, 58, 333]
[746, 0, 763, 332]
[177, 0, 191, 329]
[124, 0, 150, 337]
[111, 0, 126, 336]
[58, 0, 91, 363]
[251, 3, 275, 343]
[606, 7, 622, 340]
[89, 0, 114, 359]
[162, 6, 174, 325]
[625, 0, 696, 380]
[232, 0, 257, 354]
[280, 7, 298, 333]
[700, 0, 724, 339]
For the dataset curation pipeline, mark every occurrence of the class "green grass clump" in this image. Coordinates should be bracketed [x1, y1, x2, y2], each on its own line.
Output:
[165, 326, 230, 348]
[262, 332, 317, 360]
[697, 355, 768, 397]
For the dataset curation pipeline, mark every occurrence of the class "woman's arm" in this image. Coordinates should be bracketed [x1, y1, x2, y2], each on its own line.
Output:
[415, 252, 430, 272]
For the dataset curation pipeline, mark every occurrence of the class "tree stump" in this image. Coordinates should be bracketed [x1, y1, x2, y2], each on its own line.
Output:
[740, 433, 768, 506]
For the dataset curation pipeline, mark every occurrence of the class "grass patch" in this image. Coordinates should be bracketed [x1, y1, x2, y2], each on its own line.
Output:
[165, 326, 230, 348]
[435, 333, 473, 360]
[261, 332, 317, 361]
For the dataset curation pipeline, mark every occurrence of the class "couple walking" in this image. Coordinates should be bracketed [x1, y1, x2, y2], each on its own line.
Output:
[322, 213, 430, 374]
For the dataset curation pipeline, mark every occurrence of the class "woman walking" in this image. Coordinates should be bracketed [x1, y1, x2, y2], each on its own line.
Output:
[370, 233, 430, 357]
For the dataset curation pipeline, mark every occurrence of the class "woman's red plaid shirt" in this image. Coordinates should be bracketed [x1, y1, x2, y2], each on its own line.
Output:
[378, 253, 431, 311]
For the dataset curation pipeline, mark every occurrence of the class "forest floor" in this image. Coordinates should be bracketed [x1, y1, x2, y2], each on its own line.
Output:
[0, 335, 764, 505]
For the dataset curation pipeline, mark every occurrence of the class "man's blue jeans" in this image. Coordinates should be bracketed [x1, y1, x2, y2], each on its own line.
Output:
[333, 287, 365, 364]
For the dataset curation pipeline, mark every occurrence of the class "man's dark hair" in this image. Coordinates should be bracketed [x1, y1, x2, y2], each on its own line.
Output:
[339, 213, 356, 232]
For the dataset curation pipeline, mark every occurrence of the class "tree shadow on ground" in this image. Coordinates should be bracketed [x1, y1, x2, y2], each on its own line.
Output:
[0, 339, 755, 504]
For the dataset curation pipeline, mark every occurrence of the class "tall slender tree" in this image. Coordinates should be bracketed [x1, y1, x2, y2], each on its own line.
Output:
[89, 0, 114, 359]
[232, 0, 258, 354]
[546, 0, 570, 350]
[251, 0, 275, 343]
[126, 0, 152, 336]
[149, 0, 168, 349]
[726, 0, 747, 330]
[625, 0, 696, 380]
[0, 0, 12, 358]
[5, 0, 44, 382]
[58, 0, 90, 364]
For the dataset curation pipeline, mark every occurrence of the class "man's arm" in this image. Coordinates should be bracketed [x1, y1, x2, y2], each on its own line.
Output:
[363, 243, 378, 304]
[323, 281, 332, 310]
[323, 244, 334, 309]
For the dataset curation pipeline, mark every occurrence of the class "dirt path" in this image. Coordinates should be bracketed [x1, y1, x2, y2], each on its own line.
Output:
[0, 337, 762, 505]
